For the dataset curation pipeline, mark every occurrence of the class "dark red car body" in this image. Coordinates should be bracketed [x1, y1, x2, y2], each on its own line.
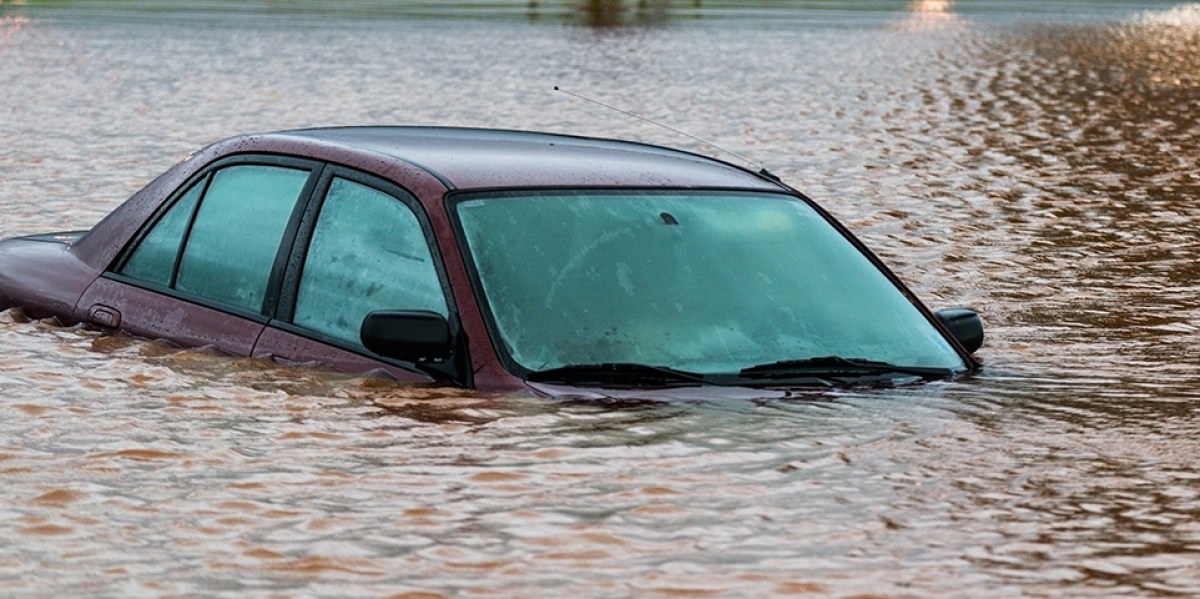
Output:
[0, 127, 980, 396]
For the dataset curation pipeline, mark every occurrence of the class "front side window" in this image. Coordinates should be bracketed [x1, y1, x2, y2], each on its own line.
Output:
[292, 177, 447, 346]
[119, 163, 310, 314]
[455, 191, 966, 377]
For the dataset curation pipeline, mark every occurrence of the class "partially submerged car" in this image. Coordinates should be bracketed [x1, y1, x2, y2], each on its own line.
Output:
[0, 127, 983, 395]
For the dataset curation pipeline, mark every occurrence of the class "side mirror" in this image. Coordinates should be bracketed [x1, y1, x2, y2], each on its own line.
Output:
[360, 310, 452, 362]
[935, 308, 984, 354]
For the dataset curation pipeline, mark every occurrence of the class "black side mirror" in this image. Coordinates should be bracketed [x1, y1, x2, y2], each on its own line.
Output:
[360, 310, 452, 362]
[935, 308, 984, 354]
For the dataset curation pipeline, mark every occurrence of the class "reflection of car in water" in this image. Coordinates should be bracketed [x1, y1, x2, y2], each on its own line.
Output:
[0, 127, 983, 396]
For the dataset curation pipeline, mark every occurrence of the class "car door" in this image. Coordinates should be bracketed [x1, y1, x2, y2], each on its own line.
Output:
[75, 156, 321, 356]
[251, 167, 455, 383]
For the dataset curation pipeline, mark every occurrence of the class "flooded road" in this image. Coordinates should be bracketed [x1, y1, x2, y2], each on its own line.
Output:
[2, 1, 1200, 596]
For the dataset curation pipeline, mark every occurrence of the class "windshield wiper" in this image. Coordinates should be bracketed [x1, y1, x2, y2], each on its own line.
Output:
[527, 362, 714, 387]
[739, 356, 952, 380]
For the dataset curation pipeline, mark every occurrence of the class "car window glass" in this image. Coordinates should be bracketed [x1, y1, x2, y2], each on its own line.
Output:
[119, 179, 203, 286]
[293, 177, 447, 346]
[175, 165, 309, 312]
[457, 192, 963, 373]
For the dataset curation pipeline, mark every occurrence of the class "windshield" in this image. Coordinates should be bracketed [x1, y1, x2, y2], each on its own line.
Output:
[454, 191, 966, 376]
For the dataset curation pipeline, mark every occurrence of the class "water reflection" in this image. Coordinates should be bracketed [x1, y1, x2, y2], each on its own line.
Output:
[0, 15, 31, 42]
[893, 0, 963, 31]
[574, 0, 673, 27]
[957, 7, 1200, 376]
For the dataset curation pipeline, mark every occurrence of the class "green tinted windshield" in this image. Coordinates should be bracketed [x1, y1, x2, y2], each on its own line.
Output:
[455, 191, 965, 375]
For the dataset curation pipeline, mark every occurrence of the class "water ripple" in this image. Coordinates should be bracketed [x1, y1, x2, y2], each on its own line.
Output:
[3, 3, 1200, 596]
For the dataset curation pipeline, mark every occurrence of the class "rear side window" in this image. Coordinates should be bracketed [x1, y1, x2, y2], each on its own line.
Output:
[120, 180, 203, 286]
[119, 163, 311, 314]
[176, 166, 308, 311]
[292, 177, 447, 346]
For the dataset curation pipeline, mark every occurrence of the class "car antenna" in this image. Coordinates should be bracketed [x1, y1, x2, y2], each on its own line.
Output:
[553, 86, 781, 182]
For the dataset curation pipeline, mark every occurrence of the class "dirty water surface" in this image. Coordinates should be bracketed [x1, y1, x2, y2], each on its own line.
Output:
[1, 2, 1200, 597]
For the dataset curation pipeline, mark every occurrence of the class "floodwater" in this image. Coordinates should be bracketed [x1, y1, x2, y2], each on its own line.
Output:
[2, 1, 1200, 596]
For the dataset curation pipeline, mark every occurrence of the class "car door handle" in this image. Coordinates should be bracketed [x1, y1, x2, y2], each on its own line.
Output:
[88, 304, 122, 328]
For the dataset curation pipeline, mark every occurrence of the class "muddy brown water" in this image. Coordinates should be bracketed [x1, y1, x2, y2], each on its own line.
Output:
[2, 2, 1199, 597]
